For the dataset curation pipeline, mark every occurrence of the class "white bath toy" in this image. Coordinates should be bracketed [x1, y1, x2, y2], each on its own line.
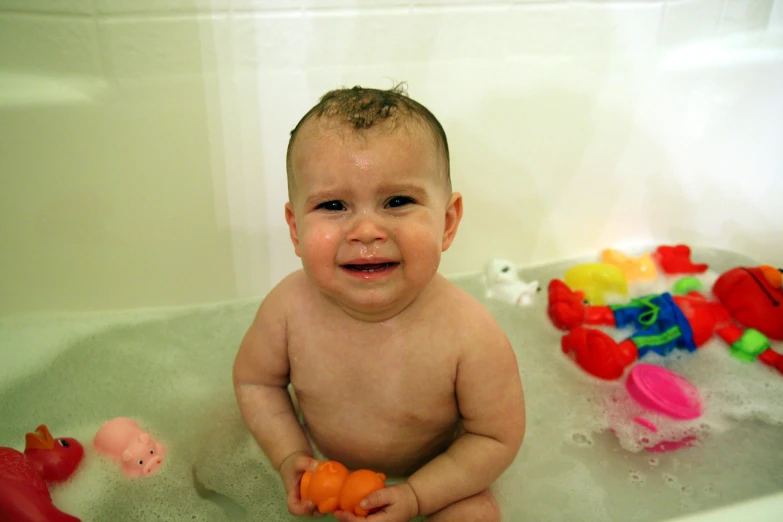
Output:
[483, 259, 540, 306]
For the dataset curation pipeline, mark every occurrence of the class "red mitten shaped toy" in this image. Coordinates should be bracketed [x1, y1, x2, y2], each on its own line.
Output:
[653, 245, 708, 275]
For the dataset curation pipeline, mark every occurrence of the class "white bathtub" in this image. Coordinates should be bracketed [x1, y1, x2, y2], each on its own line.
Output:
[1, 247, 781, 521]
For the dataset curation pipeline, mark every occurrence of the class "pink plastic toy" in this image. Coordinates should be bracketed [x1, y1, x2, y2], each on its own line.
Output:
[93, 418, 166, 477]
[626, 364, 702, 420]
[625, 364, 703, 453]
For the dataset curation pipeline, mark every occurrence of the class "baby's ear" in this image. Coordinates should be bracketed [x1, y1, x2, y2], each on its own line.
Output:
[441, 192, 463, 252]
[284, 202, 302, 257]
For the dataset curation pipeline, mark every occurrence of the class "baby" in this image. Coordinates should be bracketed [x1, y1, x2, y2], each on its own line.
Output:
[233, 85, 526, 522]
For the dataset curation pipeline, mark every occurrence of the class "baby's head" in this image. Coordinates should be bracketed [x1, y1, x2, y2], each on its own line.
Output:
[286, 84, 450, 201]
[284, 85, 463, 319]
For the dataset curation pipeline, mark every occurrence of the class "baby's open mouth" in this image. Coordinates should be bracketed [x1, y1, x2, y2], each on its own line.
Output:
[342, 262, 399, 272]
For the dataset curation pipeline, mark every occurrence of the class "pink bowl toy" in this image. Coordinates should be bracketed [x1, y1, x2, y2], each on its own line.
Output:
[626, 364, 702, 419]
[624, 364, 703, 453]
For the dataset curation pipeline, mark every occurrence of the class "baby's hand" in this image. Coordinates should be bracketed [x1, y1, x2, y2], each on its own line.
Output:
[279, 451, 323, 517]
[334, 482, 419, 522]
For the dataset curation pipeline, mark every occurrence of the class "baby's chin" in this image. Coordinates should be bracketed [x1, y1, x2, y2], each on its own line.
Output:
[325, 292, 416, 322]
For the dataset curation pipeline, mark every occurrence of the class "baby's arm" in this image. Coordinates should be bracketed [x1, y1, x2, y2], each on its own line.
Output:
[233, 281, 318, 515]
[406, 331, 526, 516]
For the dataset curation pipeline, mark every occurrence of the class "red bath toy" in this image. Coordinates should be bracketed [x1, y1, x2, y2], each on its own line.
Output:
[549, 249, 783, 380]
[93, 417, 166, 477]
[0, 425, 84, 522]
[299, 460, 386, 516]
[653, 245, 709, 275]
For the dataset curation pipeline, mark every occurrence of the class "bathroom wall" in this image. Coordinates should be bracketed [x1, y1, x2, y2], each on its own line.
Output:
[1, 0, 782, 316]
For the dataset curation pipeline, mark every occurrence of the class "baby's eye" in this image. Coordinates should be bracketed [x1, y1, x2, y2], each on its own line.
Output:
[386, 196, 414, 208]
[149, 449, 154, 455]
[316, 200, 345, 211]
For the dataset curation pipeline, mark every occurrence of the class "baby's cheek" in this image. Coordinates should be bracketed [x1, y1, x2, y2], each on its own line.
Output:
[402, 225, 442, 255]
[301, 227, 338, 258]
[299, 233, 341, 284]
[400, 231, 442, 277]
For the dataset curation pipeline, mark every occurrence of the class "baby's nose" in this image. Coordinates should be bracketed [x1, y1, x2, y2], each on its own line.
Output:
[348, 214, 387, 244]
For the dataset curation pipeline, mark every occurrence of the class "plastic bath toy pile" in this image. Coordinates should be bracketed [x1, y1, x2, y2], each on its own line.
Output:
[548, 244, 783, 380]
[545, 244, 783, 452]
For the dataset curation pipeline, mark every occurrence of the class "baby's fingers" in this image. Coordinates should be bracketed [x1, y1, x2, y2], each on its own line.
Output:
[287, 496, 325, 518]
[367, 483, 419, 521]
[332, 489, 391, 522]
[333, 511, 363, 522]
[286, 472, 324, 518]
[357, 487, 394, 512]
[286, 496, 313, 516]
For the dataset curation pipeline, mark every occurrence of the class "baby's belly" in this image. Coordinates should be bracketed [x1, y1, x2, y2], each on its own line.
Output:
[300, 398, 460, 476]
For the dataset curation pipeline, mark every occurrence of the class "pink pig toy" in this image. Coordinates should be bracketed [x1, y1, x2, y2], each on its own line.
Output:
[93, 417, 166, 477]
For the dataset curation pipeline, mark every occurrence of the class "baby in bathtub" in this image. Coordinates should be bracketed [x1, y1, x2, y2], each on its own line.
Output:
[233, 85, 526, 522]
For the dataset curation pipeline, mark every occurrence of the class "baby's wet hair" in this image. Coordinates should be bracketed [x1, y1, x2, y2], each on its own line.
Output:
[286, 83, 451, 196]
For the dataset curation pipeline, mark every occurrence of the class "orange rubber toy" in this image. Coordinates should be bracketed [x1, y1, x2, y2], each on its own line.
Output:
[300, 461, 387, 516]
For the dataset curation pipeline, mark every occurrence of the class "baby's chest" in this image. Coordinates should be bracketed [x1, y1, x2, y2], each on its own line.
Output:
[289, 331, 458, 416]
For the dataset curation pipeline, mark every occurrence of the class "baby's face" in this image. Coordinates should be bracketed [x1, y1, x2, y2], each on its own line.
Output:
[286, 122, 461, 319]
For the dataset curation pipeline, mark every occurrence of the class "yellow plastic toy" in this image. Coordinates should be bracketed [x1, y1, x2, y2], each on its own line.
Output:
[600, 249, 658, 282]
[564, 263, 628, 305]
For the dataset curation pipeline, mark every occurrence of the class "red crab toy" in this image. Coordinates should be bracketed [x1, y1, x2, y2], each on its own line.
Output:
[548, 249, 783, 380]
[0, 425, 84, 522]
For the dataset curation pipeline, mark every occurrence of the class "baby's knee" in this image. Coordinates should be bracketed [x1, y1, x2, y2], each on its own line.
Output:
[428, 489, 500, 522]
[472, 490, 501, 522]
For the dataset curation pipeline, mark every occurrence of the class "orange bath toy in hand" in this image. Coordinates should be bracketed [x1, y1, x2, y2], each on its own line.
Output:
[300, 460, 386, 516]
[340, 469, 388, 516]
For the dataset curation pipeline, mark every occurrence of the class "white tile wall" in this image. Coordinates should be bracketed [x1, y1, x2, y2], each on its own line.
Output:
[0, 14, 100, 75]
[719, 0, 775, 34]
[564, 2, 664, 54]
[232, 0, 302, 10]
[771, 0, 783, 28]
[3, 0, 783, 314]
[405, 9, 511, 60]
[229, 13, 307, 69]
[0, 0, 92, 15]
[507, 4, 571, 55]
[98, 16, 212, 78]
[94, 0, 230, 14]
[306, 0, 409, 9]
[659, 0, 723, 47]
[412, 0, 507, 5]
[3, 0, 782, 80]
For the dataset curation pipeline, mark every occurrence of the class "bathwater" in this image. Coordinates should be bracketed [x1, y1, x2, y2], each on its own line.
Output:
[1, 247, 781, 521]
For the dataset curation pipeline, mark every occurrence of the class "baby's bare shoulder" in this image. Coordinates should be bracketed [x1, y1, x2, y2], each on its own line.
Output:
[259, 270, 312, 312]
[431, 277, 509, 350]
